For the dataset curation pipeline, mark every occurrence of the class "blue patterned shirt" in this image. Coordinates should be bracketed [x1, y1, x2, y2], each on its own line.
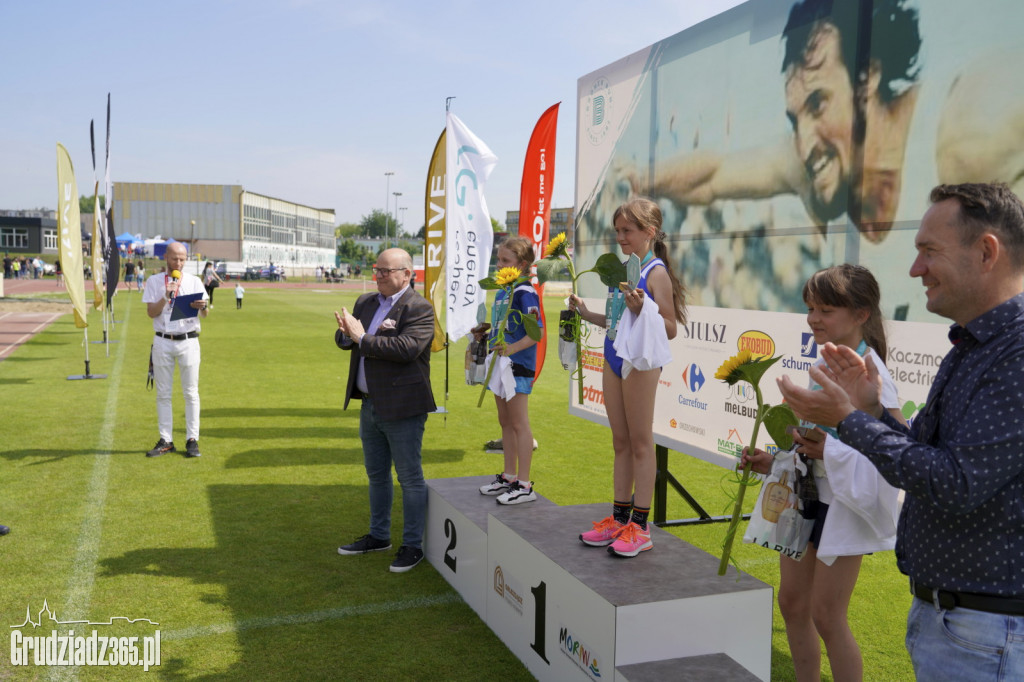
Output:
[838, 293, 1024, 596]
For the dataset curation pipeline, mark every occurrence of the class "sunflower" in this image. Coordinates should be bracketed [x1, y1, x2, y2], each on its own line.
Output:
[543, 232, 568, 258]
[495, 267, 522, 287]
[714, 349, 755, 384]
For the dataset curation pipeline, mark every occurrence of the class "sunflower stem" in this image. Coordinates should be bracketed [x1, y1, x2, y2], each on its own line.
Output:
[718, 383, 764, 576]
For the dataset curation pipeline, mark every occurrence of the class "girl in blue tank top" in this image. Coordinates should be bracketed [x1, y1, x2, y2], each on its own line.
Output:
[568, 198, 687, 557]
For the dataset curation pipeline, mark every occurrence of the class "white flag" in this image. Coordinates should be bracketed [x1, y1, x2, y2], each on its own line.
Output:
[445, 112, 497, 342]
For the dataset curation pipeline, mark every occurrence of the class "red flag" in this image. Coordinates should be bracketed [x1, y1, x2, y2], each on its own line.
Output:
[518, 103, 559, 380]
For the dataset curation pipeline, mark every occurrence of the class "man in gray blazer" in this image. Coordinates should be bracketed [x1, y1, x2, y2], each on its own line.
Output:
[334, 248, 436, 573]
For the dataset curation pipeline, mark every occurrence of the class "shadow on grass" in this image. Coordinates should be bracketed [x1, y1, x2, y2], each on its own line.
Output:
[200, 426, 354, 440]
[98, 483, 494, 680]
[0, 448, 142, 463]
[224, 446, 466, 468]
[0, 356, 55, 362]
[202, 407, 345, 419]
[0, 377, 33, 384]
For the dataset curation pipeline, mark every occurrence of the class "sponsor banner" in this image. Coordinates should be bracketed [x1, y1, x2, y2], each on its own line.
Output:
[424, 129, 447, 352]
[445, 112, 497, 343]
[56, 144, 87, 328]
[569, 304, 950, 470]
[519, 102, 560, 380]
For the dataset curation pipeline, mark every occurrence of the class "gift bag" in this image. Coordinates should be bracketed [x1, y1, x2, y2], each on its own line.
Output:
[743, 450, 815, 561]
[558, 309, 578, 370]
[465, 338, 488, 385]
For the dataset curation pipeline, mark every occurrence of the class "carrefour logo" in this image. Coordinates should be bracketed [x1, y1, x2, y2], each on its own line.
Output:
[738, 330, 775, 359]
[801, 332, 818, 358]
[680, 363, 705, 393]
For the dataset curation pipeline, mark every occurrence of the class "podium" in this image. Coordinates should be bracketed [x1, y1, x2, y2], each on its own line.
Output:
[426, 477, 772, 681]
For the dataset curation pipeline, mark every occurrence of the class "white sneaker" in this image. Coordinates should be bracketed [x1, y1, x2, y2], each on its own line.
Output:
[497, 481, 537, 505]
[480, 473, 515, 495]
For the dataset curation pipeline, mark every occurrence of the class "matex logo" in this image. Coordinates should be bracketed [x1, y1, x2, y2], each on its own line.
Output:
[559, 626, 602, 679]
[680, 363, 706, 393]
[801, 332, 818, 358]
[737, 330, 775, 359]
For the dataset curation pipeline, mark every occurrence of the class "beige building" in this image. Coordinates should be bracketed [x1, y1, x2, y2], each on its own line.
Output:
[113, 183, 335, 271]
[504, 206, 574, 243]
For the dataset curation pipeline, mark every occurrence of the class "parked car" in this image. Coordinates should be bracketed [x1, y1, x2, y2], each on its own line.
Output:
[243, 266, 261, 281]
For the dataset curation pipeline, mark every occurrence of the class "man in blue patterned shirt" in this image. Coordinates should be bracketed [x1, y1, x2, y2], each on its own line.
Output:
[779, 183, 1024, 680]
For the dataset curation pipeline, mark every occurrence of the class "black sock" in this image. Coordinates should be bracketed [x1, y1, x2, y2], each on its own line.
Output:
[630, 505, 650, 530]
[613, 500, 632, 525]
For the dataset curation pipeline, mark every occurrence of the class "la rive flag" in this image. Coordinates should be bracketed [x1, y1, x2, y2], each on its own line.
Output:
[518, 103, 559, 380]
[424, 129, 447, 352]
[57, 144, 88, 328]
[445, 112, 497, 343]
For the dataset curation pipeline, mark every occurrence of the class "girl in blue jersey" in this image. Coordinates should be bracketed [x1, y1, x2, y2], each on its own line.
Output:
[569, 198, 687, 556]
[478, 237, 544, 505]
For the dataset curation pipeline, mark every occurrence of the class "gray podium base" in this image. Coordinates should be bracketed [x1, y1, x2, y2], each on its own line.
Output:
[617, 653, 761, 682]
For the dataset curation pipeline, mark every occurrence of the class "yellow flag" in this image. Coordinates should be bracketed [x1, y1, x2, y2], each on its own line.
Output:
[424, 129, 446, 352]
[57, 144, 87, 328]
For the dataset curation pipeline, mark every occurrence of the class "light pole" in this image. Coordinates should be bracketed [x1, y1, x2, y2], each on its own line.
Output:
[398, 206, 407, 241]
[392, 192, 402, 249]
[384, 171, 394, 249]
[190, 220, 196, 261]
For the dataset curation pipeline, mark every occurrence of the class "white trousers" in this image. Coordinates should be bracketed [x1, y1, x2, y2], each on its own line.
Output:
[152, 336, 201, 442]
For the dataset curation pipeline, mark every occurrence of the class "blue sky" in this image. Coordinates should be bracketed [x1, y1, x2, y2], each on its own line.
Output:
[0, 0, 743, 234]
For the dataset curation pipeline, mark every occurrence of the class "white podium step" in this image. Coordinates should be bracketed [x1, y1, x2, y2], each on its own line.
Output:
[426, 478, 772, 681]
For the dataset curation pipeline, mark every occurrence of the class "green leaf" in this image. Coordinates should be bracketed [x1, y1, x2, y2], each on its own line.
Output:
[735, 354, 784, 387]
[762, 403, 798, 451]
[522, 314, 542, 341]
[478, 276, 501, 290]
[590, 253, 627, 288]
[535, 257, 566, 285]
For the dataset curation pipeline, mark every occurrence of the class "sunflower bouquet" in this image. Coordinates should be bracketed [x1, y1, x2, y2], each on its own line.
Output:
[476, 266, 542, 407]
[534, 233, 626, 403]
[714, 349, 797, 575]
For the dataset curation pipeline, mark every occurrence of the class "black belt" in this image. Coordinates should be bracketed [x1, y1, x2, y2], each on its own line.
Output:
[911, 580, 1024, 615]
[155, 331, 199, 341]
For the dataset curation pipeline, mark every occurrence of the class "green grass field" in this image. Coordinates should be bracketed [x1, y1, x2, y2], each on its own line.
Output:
[0, 285, 914, 680]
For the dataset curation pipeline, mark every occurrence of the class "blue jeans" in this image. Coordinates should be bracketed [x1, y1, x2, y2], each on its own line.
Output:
[359, 399, 427, 549]
[906, 596, 1024, 680]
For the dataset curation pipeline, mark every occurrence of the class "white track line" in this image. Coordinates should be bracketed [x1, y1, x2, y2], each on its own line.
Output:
[47, 306, 130, 682]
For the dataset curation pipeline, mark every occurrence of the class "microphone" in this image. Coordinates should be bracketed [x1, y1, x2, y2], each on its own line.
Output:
[168, 269, 182, 306]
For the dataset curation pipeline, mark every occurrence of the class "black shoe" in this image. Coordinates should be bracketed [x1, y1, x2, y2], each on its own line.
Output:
[146, 439, 175, 457]
[337, 534, 392, 555]
[389, 546, 424, 573]
[0, 525, 9, 536]
[185, 439, 201, 458]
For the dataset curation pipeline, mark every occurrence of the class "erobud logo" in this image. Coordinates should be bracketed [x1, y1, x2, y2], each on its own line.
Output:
[680, 363, 705, 393]
[737, 330, 775, 359]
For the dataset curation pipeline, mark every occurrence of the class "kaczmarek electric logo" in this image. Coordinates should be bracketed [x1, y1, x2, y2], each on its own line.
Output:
[9, 600, 161, 671]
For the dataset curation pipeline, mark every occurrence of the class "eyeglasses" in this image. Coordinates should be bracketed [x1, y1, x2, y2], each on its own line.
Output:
[372, 267, 407, 276]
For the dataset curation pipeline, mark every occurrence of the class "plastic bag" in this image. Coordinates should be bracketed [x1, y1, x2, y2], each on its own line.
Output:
[743, 449, 815, 561]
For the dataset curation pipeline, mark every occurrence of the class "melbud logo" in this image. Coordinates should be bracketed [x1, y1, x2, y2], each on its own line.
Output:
[680, 363, 705, 393]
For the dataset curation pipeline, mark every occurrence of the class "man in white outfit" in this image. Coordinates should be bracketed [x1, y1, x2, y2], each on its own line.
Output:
[142, 242, 209, 458]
